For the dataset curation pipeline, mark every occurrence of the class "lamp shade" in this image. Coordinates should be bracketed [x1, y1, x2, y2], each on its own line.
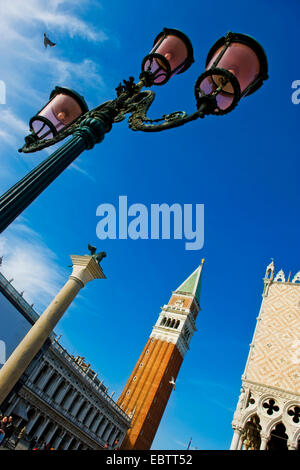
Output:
[141, 28, 194, 85]
[195, 32, 268, 115]
[30, 87, 88, 140]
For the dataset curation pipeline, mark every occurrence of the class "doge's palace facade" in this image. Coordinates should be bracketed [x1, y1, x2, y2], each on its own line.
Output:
[230, 261, 300, 450]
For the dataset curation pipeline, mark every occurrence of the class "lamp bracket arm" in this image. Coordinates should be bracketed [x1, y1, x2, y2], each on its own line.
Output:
[127, 90, 203, 132]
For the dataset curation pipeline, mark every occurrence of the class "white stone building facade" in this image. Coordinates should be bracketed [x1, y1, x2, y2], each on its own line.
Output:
[230, 261, 300, 450]
[0, 273, 131, 450]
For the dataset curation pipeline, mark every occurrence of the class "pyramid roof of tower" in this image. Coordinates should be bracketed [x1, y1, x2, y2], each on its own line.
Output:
[174, 261, 204, 306]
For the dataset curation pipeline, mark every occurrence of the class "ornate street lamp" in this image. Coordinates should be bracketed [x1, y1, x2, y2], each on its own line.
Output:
[140, 28, 194, 86]
[0, 29, 268, 233]
[27, 87, 88, 143]
[194, 32, 268, 115]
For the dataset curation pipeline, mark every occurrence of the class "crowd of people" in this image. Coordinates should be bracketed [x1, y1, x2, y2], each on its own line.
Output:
[0, 415, 15, 448]
[28, 437, 55, 451]
[0, 414, 121, 450]
[0, 414, 54, 450]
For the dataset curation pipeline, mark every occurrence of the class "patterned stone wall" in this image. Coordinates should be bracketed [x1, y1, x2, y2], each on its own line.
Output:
[230, 264, 300, 450]
[244, 282, 300, 394]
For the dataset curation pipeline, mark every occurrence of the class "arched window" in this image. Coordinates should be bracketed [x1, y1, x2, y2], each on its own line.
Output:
[266, 268, 272, 279]
[267, 422, 288, 450]
[241, 414, 261, 450]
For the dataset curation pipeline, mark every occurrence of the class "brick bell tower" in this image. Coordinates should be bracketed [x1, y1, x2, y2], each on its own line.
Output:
[118, 260, 204, 450]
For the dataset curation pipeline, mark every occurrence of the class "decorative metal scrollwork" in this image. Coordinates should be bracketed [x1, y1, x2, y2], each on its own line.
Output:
[20, 77, 204, 153]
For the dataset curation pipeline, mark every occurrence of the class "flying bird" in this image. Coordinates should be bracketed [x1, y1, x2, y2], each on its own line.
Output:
[44, 32, 56, 48]
[169, 377, 176, 390]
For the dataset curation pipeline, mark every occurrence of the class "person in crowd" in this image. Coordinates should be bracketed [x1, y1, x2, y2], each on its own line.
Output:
[113, 439, 119, 450]
[15, 425, 27, 448]
[3, 416, 15, 446]
[0, 416, 8, 446]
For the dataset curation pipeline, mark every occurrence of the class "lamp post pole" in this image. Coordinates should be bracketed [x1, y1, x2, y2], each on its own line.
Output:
[0, 30, 268, 234]
[0, 116, 109, 234]
[0, 251, 106, 407]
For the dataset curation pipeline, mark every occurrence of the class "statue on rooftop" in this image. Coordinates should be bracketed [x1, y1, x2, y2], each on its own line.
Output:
[88, 244, 107, 265]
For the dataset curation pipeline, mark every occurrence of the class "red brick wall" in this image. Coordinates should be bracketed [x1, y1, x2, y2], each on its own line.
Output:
[118, 338, 183, 450]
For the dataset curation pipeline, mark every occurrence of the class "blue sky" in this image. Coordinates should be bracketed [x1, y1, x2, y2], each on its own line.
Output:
[0, 0, 300, 450]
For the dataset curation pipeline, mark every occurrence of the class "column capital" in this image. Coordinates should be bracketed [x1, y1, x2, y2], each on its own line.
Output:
[232, 424, 243, 433]
[69, 255, 106, 287]
[287, 440, 297, 450]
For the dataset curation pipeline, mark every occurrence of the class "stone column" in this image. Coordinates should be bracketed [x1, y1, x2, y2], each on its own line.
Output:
[62, 434, 73, 450]
[287, 440, 297, 450]
[237, 435, 244, 450]
[44, 370, 58, 393]
[62, 387, 77, 410]
[91, 414, 102, 433]
[5, 396, 20, 416]
[45, 423, 59, 444]
[37, 365, 55, 393]
[73, 441, 82, 450]
[102, 422, 114, 442]
[107, 425, 116, 445]
[29, 361, 44, 383]
[0, 254, 106, 406]
[230, 427, 242, 450]
[71, 395, 85, 417]
[48, 375, 64, 398]
[260, 433, 269, 450]
[36, 365, 53, 390]
[85, 408, 98, 428]
[53, 381, 68, 404]
[35, 417, 49, 440]
[110, 427, 120, 446]
[52, 430, 66, 449]
[26, 410, 41, 434]
[97, 418, 109, 438]
[79, 403, 91, 423]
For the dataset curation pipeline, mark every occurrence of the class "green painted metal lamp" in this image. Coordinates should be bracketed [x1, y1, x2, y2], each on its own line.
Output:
[25, 87, 88, 145]
[195, 32, 268, 115]
[0, 28, 269, 234]
[140, 27, 195, 86]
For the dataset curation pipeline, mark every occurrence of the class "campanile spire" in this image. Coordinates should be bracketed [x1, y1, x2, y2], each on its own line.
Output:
[118, 261, 204, 450]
